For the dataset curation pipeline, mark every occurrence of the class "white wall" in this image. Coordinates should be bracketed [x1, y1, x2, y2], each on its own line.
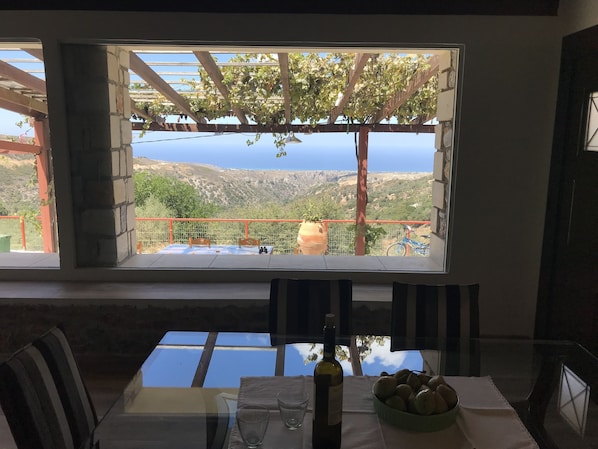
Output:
[0, 12, 563, 338]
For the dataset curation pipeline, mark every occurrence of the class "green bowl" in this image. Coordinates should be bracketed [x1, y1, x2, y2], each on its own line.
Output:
[372, 393, 459, 432]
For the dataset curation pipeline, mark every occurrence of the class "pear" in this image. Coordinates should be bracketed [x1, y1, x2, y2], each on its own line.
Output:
[395, 383, 412, 401]
[436, 384, 458, 409]
[434, 392, 449, 414]
[373, 375, 398, 400]
[406, 372, 422, 391]
[385, 395, 407, 411]
[394, 368, 411, 384]
[427, 375, 447, 391]
[413, 389, 437, 415]
[418, 384, 431, 393]
[418, 372, 432, 386]
[407, 393, 419, 414]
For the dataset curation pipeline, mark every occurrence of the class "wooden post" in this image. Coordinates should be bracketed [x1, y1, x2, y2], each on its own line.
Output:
[355, 126, 369, 255]
[33, 118, 57, 253]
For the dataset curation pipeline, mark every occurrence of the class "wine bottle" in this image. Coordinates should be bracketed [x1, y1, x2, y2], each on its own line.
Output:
[312, 313, 343, 449]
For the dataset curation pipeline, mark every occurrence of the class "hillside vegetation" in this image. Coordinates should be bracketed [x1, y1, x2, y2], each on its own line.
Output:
[0, 154, 433, 222]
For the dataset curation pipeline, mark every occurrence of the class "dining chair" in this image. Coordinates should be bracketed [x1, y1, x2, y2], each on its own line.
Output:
[32, 326, 97, 449]
[390, 282, 480, 375]
[189, 237, 211, 248]
[0, 344, 75, 449]
[269, 278, 353, 346]
[238, 237, 260, 246]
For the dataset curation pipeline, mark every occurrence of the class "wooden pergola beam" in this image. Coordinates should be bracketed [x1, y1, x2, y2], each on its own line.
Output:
[129, 52, 205, 124]
[23, 48, 44, 61]
[278, 53, 291, 124]
[0, 98, 46, 119]
[373, 55, 440, 123]
[0, 86, 48, 116]
[0, 139, 42, 155]
[0, 60, 46, 95]
[328, 53, 373, 124]
[193, 51, 248, 124]
[130, 100, 154, 121]
[131, 122, 435, 133]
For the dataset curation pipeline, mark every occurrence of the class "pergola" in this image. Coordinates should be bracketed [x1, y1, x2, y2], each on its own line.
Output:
[0, 44, 440, 254]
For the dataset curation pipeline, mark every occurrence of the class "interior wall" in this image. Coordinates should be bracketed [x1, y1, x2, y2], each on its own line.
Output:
[0, 12, 562, 338]
[558, 0, 598, 35]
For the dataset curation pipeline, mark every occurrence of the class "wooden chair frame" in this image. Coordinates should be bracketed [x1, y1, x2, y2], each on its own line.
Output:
[189, 237, 211, 248]
[238, 237, 260, 246]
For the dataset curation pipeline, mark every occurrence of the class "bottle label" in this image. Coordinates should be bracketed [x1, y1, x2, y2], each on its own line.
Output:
[327, 383, 343, 425]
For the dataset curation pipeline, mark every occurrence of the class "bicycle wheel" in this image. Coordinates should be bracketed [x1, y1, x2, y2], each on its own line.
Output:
[395, 244, 407, 256]
[386, 242, 402, 256]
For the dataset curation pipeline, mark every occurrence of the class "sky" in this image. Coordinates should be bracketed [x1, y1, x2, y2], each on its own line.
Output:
[1, 107, 435, 172]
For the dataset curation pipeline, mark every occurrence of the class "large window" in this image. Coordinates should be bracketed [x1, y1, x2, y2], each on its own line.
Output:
[124, 45, 459, 272]
[0, 42, 460, 274]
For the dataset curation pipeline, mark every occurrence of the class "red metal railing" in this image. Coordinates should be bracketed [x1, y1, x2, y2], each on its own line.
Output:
[0, 215, 431, 255]
[135, 217, 431, 256]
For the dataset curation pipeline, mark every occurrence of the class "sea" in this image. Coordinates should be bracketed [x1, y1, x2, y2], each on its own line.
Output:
[132, 131, 435, 173]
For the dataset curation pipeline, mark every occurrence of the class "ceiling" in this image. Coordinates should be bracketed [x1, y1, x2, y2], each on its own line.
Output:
[0, 0, 559, 16]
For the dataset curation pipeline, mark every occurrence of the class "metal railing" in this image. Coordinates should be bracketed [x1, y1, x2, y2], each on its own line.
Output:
[136, 217, 431, 256]
[0, 215, 431, 256]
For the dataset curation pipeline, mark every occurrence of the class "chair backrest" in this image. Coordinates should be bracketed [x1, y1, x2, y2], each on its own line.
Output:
[0, 344, 75, 449]
[189, 237, 211, 247]
[269, 278, 353, 346]
[32, 326, 97, 449]
[238, 237, 260, 246]
[391, 282, 480, 342]
[391, 282, 480, 375]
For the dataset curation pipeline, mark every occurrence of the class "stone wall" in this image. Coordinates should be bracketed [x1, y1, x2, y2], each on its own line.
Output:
[0, 301, 391, 358]
[431, 50, 458, 241]
[63, 45, 135, 266]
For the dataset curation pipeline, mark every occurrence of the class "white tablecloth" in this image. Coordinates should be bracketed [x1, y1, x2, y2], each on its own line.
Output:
[229, 375, 539, 449]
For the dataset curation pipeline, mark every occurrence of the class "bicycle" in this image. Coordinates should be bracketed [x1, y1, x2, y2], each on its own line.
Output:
[385, 226, 430, 256]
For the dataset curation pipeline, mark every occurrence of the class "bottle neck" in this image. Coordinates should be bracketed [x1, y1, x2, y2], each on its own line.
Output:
[323, 326, 336, 360]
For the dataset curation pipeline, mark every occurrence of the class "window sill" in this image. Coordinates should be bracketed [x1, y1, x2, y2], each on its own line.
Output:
[0, 253, 445, 282]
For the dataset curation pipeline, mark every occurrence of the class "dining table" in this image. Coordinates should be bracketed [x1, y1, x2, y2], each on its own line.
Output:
[157, 244, 274, 255]
[86, 331, 598, 449]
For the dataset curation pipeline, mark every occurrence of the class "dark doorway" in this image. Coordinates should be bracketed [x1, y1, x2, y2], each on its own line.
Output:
[537, 25, 598, 354]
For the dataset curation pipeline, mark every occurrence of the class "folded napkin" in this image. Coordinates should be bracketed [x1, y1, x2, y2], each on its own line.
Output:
[230, 375, 539, 449]
[446, 376, 539, 449]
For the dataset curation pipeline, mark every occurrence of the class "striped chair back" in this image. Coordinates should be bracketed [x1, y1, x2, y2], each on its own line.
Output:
[0, 345, 75, 449]
[269, 278, 353, 346]
[33, 326, 97, 449]
[391, 282, 480, 375]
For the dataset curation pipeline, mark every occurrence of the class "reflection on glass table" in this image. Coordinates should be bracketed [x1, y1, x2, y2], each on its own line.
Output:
[90, 332, 598, 449]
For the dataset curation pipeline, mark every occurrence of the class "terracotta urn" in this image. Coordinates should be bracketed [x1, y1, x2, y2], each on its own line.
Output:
[297, 221, 328, 255]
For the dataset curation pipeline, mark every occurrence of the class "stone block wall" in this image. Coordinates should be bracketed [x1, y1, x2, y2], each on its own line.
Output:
[63, 45, 135, 266]
[431, 50, 458, 241]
